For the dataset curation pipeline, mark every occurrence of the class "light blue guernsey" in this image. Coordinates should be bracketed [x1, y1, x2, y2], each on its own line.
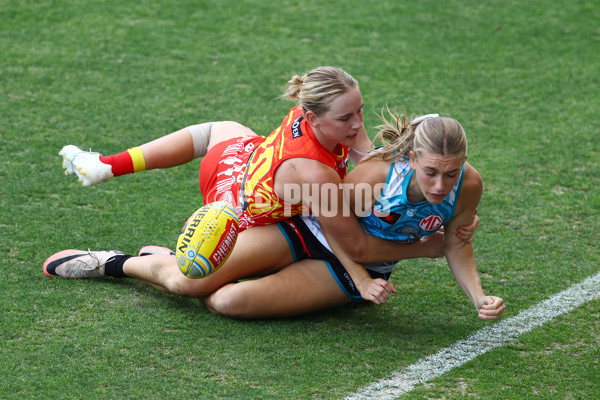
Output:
[359, 157, 465, 243]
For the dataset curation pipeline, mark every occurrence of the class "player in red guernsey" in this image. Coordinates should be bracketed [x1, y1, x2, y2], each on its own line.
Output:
[200, 105, 350, 229]
[58, 66, 374, 260]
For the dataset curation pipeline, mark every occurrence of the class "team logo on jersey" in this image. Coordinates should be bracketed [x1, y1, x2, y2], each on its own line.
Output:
[419, 214, 443, 231]
[373, 209, 402, 225]
[401, 225, 422, 241]
[291, 116, 303, 138]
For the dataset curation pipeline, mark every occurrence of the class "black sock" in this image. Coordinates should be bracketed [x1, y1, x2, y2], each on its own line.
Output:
[104, 254, 133, 278]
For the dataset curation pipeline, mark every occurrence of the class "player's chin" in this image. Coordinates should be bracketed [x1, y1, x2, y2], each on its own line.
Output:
[426, 195, 446, 204]
[344, 133, 358, 146]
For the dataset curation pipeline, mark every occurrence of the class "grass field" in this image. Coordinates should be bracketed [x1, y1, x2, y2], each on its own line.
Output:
[1, 0, 599, 399]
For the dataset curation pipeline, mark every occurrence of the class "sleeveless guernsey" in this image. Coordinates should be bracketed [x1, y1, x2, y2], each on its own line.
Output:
[359, 157, 465, 243]
[199, 105, 349, 230]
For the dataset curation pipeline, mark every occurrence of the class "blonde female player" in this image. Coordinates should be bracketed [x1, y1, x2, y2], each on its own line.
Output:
[44, 111, 493, 319]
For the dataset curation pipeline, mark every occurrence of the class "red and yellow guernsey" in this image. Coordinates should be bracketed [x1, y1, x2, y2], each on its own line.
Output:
[234, 105, 349, 229]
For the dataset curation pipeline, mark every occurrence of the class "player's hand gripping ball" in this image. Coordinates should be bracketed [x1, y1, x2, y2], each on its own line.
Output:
[176, 201, 239, 278]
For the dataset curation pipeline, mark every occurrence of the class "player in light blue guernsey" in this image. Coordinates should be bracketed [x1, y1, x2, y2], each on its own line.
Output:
[360, 155, 465, 243]
[287, 111, 503, 320]
[326, 111, 504, 320]
[352, 152, 466, 276]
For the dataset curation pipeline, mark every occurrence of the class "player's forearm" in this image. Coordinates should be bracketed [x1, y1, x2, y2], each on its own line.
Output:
[349, 125, 373, 164]
[363, 235, 432, 263]
[444, 244, 485, 307]
[323, 229, 371, 285]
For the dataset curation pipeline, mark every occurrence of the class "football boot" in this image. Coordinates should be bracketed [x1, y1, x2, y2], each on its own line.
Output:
[43, 249, 124, 278]
[59, 145, 114, 186]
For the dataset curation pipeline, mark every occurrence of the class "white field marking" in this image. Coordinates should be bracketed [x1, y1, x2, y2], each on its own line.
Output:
[345, 271, 600, 400]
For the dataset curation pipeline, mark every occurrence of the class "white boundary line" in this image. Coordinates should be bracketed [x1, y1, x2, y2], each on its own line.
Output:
[345, 271, 600, 400]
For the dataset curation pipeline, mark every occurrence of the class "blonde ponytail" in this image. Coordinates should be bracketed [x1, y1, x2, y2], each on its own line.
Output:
[366, 107, 467, 164]
[284, 75, 303, 99]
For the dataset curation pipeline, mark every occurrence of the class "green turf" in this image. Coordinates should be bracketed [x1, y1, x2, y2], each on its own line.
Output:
[1, 0, 598, 398]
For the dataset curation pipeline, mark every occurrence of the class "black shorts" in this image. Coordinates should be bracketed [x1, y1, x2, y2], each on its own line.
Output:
[277, 215, 391, 302]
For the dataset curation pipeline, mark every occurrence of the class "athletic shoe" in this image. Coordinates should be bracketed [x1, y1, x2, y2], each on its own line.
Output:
[138, 245, 175, 256]
[43, 249, 124, 278]
[59, 145, 114, 186]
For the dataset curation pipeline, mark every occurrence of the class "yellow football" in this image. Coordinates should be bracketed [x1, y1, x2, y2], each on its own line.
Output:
[176, 201, 239, 278]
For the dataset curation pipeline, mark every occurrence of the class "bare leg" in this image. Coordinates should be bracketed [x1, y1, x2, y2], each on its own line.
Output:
[206, 122, 257, 151]
[205, 259, 353, 319]
[123, 223, 294, 297]
[140, 122, 258, 170]
[138, 129, 195, 169]
[60, 121, 260, 186]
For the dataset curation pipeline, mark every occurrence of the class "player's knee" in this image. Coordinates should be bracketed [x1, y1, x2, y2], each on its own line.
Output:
[212, 121, 252, 135]
[207, 122, 256, 150]
[163, 273, 209, 298]
[204, 286, 247, 318]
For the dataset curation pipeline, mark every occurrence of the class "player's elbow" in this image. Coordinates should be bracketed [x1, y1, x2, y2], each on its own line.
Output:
[336, 231, 368, 263]
[346, 241, 368, 263]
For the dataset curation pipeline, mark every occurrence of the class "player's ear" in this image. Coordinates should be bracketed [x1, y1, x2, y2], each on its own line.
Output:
[409, 151, 416, 169]
[305, 110, 319, 127]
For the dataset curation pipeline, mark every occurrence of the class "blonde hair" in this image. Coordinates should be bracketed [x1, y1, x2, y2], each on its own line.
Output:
[366, 108, 468, 164]
[283, 66, 358, 115]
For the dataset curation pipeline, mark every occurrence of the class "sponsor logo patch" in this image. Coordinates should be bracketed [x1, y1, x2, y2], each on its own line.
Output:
[419, 214, 443, 231]
[291, 116, 303, 138]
